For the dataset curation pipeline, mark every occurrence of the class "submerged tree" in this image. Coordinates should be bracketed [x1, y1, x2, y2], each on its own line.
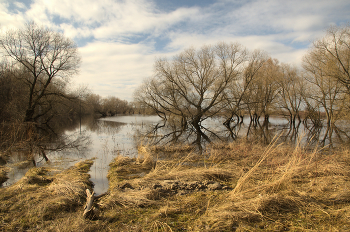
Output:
[222, 49, 267, 126]
[276, 64, 305, 125]
[303, 25, 350, 126]
[303, 56, 346, 126]
[0, 22, 81, 123]
[134, 42, 248, 132]
[244, 58, 281, 125]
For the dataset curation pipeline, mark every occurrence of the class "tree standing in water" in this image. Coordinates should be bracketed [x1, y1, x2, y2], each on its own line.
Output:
[135, 42, 248, 133]
[0, 22, 81, 123]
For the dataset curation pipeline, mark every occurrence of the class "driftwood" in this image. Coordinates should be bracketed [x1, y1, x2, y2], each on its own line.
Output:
[83, 189, 107, 219]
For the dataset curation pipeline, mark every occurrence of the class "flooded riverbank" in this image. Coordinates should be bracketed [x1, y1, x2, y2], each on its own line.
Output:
[1, 137, 350, 231]
[2, 115, 350, 194]
[2, 115, 162, 194]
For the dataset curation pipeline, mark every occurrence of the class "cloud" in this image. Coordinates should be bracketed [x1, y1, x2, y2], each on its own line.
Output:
[75, 41, 160, 100]
[1, 0, 350, 100]
[163, 31, 303, 65]
[13, 2, 26, 10]
[60, 23, 93, 39]
[0, 2, 26, 31]
[24, 0, 201, 41]
[91, 5, 200, 40]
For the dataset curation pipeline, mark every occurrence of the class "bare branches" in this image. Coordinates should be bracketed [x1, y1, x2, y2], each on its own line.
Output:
[303, 25, 350, 125]
[0, 22, 81, 122]
[134, 42, 251, 127]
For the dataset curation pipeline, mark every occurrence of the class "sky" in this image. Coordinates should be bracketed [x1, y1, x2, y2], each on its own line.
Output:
[1, 0, 350, 101]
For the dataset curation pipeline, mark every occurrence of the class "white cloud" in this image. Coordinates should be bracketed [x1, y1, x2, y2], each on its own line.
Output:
[75, 41, 159, 100]
[164, 32, 304, 65]
[24, 1, 52, 26]
[1, 0, 350, 100]
[92, 4, 200, 39]
[60, 23, 93, 39]
[39, 0, 105, 23]
[25, 0, 200, 41]
[13, 2, 26, 9]
[0, 2, 26, 32]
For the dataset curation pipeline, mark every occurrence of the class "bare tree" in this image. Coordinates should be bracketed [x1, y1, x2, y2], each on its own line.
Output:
[222, 49, 267, 126]
[244, 58, 281, 125]
[302, 25, 350, 129]
[303, 51, 346, 126]
[0, 22, 81, 122]
[276, 64, 305, 125]
[134, 42, 248, 131]
[308, 26, 350, 95]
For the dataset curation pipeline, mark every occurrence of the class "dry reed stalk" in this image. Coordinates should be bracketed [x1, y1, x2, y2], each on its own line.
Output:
[230, 135, 282, 196]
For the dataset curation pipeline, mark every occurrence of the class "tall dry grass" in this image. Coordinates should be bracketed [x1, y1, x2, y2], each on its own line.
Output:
[1, 139, 350, 231]
[198, 138, 350, 231]
[0, 159, 94, 231]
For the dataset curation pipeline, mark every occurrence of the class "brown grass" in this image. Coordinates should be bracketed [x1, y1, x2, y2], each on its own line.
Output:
[1, 140, 350, 231]
[0, 159, 94, 231]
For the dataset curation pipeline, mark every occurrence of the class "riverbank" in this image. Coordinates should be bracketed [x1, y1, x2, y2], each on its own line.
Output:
[1, 139, 350, 231]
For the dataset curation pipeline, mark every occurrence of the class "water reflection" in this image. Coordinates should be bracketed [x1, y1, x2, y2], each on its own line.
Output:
[139, 116, 350, 150]
[3, 115, 350, 194]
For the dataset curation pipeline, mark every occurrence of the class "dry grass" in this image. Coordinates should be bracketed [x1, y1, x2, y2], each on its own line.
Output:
[100, 139, 350, 231]
[0, 159, 94, 231]
[195, 139, 350, 231]
[1, 140, 350, 231]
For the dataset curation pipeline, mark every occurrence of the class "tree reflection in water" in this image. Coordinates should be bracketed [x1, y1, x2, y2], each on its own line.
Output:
[137, 116, 350, 151]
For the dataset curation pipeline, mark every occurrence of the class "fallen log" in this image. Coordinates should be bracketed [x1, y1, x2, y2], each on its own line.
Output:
[83, 189, 95, 219]
[83, 189, 107, 219]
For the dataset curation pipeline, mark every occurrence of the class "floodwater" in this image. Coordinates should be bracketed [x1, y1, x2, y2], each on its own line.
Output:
[2, 115, 162, 194]
[2, 115, 350, 194]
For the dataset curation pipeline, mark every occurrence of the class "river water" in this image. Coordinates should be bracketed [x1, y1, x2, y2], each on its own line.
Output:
[2, 115, 350, 194]
[3, 115, 162, 194]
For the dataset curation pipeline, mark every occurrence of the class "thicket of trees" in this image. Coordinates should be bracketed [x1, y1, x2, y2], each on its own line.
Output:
[0, 60, 135, 126]
[1, 22, 350, 152]
[134, 25, 350, 133]
[84, 94, 134, 117]
[0, 22, 134, 127]
[0, 22, 134, 157]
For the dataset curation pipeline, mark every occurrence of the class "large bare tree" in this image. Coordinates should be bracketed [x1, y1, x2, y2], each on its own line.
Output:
[307, 26, 350, 94]
[302, 26, 350, 126]
[303, 53, 346, 126]
[244, 58, 281, 124]
[0, 22, 81, 122]
[222, 49, 267, 126]
[134, 42, 248, 130]
[276, 64, 305, 125]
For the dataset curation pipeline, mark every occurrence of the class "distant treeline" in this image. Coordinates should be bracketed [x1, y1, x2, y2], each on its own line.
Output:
[0, 22, 142, 129]
[0, 62, 138, 125]
[134, 26, 350, 129]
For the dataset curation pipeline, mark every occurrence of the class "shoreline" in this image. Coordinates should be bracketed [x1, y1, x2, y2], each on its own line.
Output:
[1, 140, 350, 231]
